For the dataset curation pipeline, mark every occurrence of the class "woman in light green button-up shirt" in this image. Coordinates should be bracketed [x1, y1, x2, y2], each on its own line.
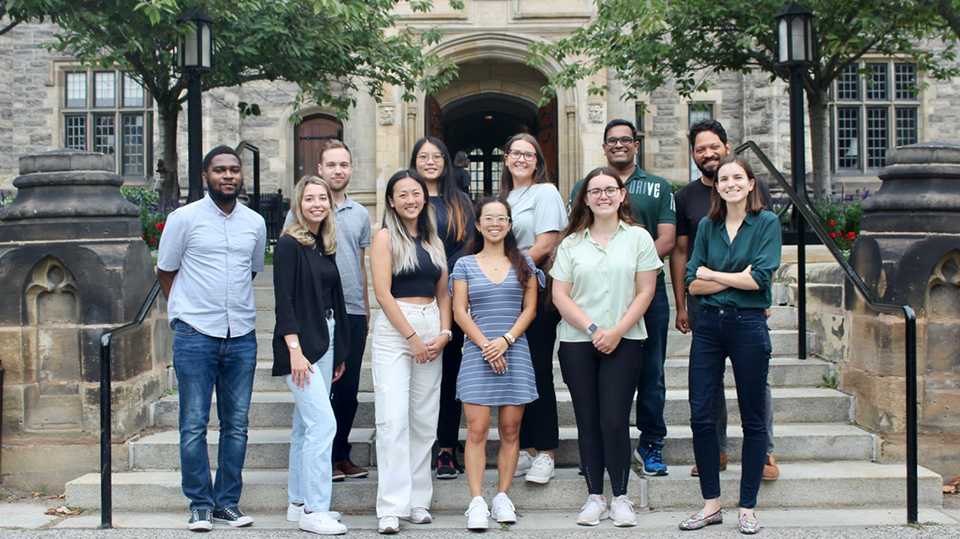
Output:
[550, 167, 662, 527]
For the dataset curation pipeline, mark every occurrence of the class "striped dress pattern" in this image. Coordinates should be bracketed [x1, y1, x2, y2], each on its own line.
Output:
[451, 255, 540, 406]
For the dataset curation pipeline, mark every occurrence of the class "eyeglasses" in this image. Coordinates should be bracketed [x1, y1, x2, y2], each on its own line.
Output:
[480, 215, 510, 225]
[586, 186, 621, 198]
[507, 149, 537, 161]
[416, 153, 443, 163]
[604, 136, 636, 147]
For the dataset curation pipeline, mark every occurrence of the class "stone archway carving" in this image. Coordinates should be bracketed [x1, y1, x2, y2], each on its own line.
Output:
[922, 250, 960, 431]
[24, 256, 83, 431]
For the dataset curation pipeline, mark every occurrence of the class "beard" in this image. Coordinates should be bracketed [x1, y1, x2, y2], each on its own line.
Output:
[696, 157, 721, 180]
[207, 181, 241, 204]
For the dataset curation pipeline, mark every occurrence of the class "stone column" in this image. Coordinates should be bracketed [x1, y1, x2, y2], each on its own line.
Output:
[0, 150, 169, 490]
[845, 142, 960, 480]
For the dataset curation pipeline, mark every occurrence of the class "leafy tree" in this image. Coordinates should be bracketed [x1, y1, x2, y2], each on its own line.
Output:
[531, 0, 958, 194]
[3, 0, 461, 201]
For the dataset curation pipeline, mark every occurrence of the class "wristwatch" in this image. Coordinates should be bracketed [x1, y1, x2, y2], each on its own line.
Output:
[587, 323, 599, 335]
[288, 341, 300, 350]
[440, 329, 453, 339]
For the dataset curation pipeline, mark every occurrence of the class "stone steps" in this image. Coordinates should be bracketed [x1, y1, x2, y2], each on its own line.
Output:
[169, 356, 831, 394]
[255, 327, 800, 361]
[152, 387, 853, 430]
[65, 463, 944, 512]
[128, 423, 875, 471]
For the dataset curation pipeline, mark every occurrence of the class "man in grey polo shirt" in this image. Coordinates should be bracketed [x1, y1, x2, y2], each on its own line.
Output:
[283, 140, 372, 481]
[157, 146, 267, 531]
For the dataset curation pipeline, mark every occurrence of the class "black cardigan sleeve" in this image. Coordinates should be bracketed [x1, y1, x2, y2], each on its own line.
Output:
[273, 235, 301, 338]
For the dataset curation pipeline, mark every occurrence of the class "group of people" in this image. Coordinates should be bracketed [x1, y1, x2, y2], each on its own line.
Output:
[156, 117, 781, 536]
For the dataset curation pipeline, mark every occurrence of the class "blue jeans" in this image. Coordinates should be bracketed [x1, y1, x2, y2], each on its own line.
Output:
[172, 320, 257, 511]
[636, 280, 669, 444]
[285, 317, 337, 512]
[331, 314, 367, 463]
[689, 307, 771, 509]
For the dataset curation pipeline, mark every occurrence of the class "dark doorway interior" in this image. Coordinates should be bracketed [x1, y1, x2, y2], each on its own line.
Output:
[434, 94, 556, 200]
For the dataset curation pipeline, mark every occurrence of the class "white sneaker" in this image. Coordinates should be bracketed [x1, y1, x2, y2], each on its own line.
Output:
[515, 450, 534, 477]
[610, 495, 637, 527]
[577, 494, 609, 526]
[300, 511, 348, 535]
[405, 507, 432, 524]
[525, 453, 555, 484]
[378, 516, 400, 534]
[465, 496, 490, 530]
[287, 504, 342, 522]
[490, 492, 517, 523]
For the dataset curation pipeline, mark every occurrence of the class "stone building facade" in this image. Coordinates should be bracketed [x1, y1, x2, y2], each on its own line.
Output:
[4, 2, 960, 217]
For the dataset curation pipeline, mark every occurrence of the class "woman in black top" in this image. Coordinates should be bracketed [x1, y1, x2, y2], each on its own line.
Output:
[409, 137, 473, 478]
[370, 169, 451, 533]
[272, 176, 350, 535]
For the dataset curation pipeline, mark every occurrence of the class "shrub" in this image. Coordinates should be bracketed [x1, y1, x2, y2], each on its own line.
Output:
[0, 190, 15, 210]
[772, 189, 870, 257]
[121, 187, 178, 250]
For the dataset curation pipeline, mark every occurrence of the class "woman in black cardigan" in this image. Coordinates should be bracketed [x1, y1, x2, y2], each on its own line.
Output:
[272, 176, 350, 536]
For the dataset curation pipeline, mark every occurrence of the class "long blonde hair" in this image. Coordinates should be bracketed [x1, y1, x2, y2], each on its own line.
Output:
[282, 176, 337, 255]
[382, 169, 446, 274]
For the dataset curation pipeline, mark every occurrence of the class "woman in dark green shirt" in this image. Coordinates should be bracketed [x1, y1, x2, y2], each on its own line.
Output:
[680, 154, 781, 535]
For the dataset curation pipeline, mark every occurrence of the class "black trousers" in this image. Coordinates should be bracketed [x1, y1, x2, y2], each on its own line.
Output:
[330, 314, 367, 463]
[436, 322, 465, 448]
[519, 294, 560, 451]
[559, 339, 643, 496]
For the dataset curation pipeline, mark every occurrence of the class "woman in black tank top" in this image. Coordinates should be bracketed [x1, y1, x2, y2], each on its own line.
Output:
[369, 169, 451, 531]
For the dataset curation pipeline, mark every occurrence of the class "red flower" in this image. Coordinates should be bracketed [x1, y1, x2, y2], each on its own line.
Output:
[141, 233, 146, 239]
[156, 222, 165, 231]
[846, 231, 856, 239]
[827, 220, 836, 227]
[829, 232, 837, 239]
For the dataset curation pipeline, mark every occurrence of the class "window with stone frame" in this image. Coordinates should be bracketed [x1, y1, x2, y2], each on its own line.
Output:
[688, 102, 714, 181]
[62, 69, 153, 178]
[832, 61, 919, 173]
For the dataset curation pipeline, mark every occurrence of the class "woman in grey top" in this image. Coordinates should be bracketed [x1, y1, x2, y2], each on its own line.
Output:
[499, 133, 568, 484]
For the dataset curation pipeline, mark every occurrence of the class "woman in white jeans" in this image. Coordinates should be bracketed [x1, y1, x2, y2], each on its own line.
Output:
[272, 177, 351, 535]
[370, 169, 451, 534]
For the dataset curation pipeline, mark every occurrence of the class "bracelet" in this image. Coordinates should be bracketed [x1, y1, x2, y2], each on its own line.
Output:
[501, 336, 510, 346]
[504, 332, 516, 345]
[405, 331, 417, 340]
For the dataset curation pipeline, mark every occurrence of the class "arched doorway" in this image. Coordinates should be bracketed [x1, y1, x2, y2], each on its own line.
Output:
[294, 114, 343, 183]
[424, 59, 559, 199]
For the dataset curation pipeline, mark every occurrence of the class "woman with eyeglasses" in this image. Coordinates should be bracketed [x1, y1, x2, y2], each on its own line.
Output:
[499, 133, 567, 484]
[451, 196, 541, 530]
[680, 154, 780, 535]
[370, 169, 451, 534]
[409, 137, 474, 480]
[551, 167, 661, 527]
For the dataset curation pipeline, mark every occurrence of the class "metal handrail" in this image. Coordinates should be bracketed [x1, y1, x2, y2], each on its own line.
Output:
[736, 140, 919, 524]
[99, 279, 162, 529]
[235, 141, 261, 214]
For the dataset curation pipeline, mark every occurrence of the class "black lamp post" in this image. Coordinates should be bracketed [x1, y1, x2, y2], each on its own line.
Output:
[177, 9, 214, 203]
[774, 1, 813, 361]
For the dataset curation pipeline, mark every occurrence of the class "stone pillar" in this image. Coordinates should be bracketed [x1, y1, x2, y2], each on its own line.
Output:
[845, 142, 960, 480]
[0, 150, 170, 490]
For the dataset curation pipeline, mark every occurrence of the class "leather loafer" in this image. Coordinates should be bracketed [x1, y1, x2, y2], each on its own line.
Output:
[762, 453, 779, 481]
[679, 509, 723, 530]
[690, 451, 728, 477]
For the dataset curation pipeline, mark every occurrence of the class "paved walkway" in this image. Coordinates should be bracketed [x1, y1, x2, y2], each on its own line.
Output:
[2, 497, 960, 538]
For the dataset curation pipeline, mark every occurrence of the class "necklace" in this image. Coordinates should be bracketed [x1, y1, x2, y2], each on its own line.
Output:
[478, 253, 507, 272]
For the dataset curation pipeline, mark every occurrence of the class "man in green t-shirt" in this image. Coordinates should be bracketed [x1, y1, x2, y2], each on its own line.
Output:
[569, 119, 676, 476]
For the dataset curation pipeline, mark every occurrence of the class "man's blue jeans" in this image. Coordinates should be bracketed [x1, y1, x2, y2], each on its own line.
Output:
[173, 320, 257, 511]
[636, 280, 669, 444]
[689, 307, 771, 509]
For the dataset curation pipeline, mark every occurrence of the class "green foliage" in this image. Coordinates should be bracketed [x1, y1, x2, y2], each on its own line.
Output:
[121, 187, 177, 250]
[670, 181, 685, 195]
[821, 374, 838, 389]
[0, 189, 15, 210]
[532, 0, 957, 103]
[812, 193, 866, 255]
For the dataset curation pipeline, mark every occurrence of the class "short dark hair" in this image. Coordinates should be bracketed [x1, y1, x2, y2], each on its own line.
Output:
[453, 151, 469, 168]
[688, 119, 728, 148]
[202, 145, 240, 174]
[603, 119, 637, 141]
[319, 139, 351, 164]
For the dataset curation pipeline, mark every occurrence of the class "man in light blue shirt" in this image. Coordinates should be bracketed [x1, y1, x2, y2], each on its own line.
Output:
[157, 146, 266, 531]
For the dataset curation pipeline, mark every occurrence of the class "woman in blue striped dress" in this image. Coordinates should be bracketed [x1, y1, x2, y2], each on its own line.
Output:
[451, 196, 541, 530]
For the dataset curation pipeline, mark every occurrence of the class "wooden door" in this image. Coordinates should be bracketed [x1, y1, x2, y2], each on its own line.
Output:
[425, 95, 444, 140]
[537, 99, 559, 186]
[294, 115, 343, 184]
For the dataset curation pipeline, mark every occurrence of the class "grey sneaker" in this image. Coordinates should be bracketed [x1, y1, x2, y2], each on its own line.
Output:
[577, 494, 608, 526]
[515, 450, 534, 477]
[610, 495, 637, 527]
[491, 492, 517, 523]
[188, 508, 213, 532]
[525, 452, 555, 484]
[378, 516, 400, 534]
